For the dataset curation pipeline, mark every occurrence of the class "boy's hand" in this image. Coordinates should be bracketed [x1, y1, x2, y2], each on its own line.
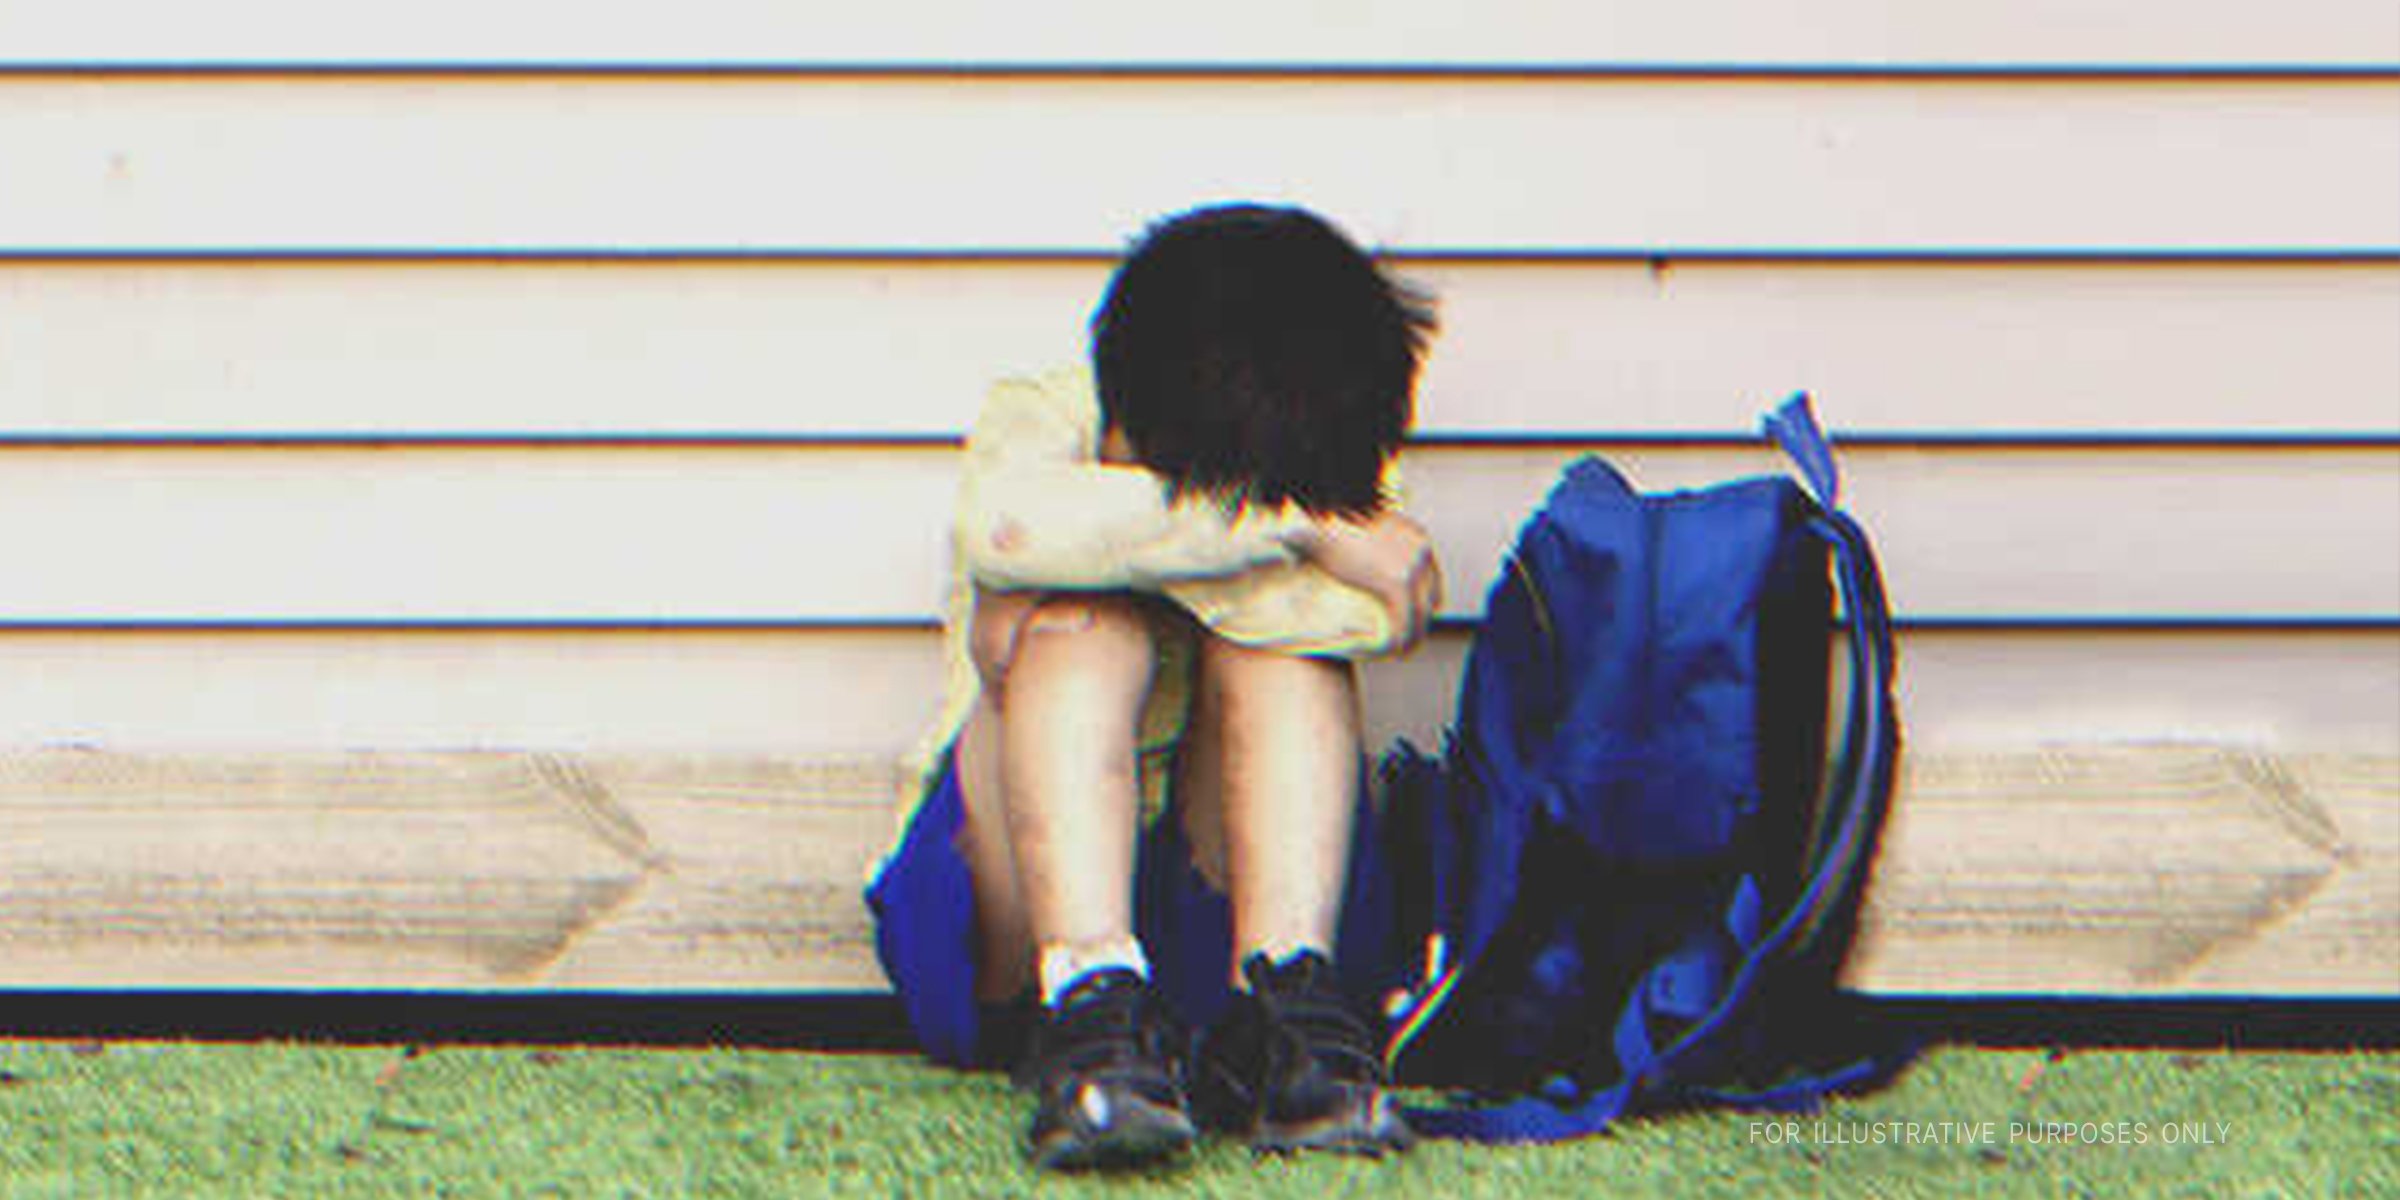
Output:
[1287, 511, 1443, 653]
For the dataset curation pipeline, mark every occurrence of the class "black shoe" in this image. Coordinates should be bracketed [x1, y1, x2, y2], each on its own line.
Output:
[1193, 950, 1415, 1155]
[1014, 969, 1197, 1171]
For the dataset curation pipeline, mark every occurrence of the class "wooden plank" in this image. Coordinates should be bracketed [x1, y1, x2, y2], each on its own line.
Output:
[0, 751, 651, 986]
[0, 627, 2390, 758]
[2176, 756, 2400, 992]
[3, 78, 2395, 252]
[4, 261, 2395, 439]
[0, 750, 898, 991]
[536, 758, 900, 990]
[2, 1, 2394, 68]
[0, 747, 2387, 995]
[0, 444, 2391, 621]
[1846, 748, 2398, 996]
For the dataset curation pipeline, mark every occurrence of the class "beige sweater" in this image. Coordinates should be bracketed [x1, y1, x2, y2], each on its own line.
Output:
[902, 365, 1408, 824]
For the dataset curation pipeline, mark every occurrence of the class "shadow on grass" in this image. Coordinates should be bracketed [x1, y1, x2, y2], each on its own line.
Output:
[0, 991, 2392, 1053]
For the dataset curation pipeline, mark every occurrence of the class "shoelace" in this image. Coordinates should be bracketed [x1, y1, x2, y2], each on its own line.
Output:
[1258, 972, 1383, 1084]
[1041, 975, 1182, 1088]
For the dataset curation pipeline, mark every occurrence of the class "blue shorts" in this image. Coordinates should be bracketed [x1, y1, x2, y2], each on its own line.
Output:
[865, 746, 1403, 1068]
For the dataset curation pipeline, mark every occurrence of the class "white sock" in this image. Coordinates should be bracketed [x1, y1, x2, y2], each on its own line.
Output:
[1038, 937, 1151, 1008]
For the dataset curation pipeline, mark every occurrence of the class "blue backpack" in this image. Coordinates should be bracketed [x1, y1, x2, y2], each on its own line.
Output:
[1372, 395, 1908, 1141]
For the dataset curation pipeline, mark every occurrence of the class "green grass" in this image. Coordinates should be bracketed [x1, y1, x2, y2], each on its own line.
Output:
[0, 1042, 2391, 1198]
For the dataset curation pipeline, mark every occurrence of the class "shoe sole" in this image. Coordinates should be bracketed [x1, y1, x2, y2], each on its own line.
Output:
[1252, 1091, 1416, 1158]
[1030, 1100, 1198, 1172]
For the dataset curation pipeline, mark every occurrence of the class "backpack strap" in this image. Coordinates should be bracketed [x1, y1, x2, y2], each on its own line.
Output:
[1407, 395, 1905, 1142]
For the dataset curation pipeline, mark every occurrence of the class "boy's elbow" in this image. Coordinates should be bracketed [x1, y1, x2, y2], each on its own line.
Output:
[958, 513, 1029, 586]
[956, 481, 1060, 589]
[958, 510, 1124, 592]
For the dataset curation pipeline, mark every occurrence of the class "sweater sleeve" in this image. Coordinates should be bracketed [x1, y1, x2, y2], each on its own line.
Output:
[1163, 457, 1414, 661]
[955, 371, 1311, 591]
[1165, 561, 1403, 660]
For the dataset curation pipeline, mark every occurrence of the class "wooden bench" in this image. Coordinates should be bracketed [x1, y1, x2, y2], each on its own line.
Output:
[3, 745, 2388, 997]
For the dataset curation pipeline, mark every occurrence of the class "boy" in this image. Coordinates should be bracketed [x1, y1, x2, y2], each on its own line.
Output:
[868, 203, 1439, 1169]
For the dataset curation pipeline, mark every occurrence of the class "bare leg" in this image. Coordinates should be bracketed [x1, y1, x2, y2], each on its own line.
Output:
[960, 594, 1207, 1169]
[954, 594, 1160, 1001]
[954, 694, 1035, 1001]
[1180, 636, 1411, 1152]
[1180, 634, 1363, 981]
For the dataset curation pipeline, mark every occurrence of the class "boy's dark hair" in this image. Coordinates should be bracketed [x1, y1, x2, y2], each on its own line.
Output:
[1091, 203, 1437, 518]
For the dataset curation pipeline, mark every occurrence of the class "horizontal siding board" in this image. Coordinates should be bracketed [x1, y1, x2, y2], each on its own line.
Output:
[0, 445, 2391, 621]
[1, 2, 2395, 69]
[3, 78, 2395, 253]
[4, 262, 2395, 439]
[0, 627, 2391, 755]
[1411, 448, 2400, 623]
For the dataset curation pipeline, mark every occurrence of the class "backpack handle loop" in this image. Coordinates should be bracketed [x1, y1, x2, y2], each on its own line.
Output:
[1765, 391, 1841, 509]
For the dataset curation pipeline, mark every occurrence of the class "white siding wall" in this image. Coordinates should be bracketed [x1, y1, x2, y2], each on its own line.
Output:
[0, 5, 2393, 992]
[3, 2, 2395, 67]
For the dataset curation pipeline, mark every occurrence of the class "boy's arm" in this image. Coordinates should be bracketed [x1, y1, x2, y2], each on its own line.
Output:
[1166, 564, 1396, 659]
[1169, 509, 1442, 661]
[956, 372, 1312, 591]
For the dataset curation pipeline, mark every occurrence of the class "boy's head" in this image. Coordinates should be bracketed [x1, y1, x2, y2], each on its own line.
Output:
[1090, 203, 1436, 518]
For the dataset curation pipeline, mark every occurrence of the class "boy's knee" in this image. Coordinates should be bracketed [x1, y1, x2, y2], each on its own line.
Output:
[1195, 629, 1345, 687]
[1193, 632, 1360, 731]
[1023, 597, 1154, 655]
[1014, 593, 1159, 664]
[970, 591, 1160, 693]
